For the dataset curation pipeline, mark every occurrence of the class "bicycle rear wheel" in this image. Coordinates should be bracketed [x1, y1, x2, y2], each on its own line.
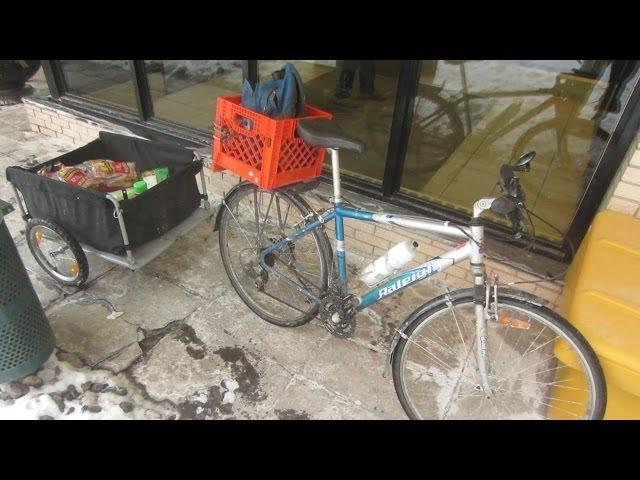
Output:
[218, 183, 332, 327]
[392, 290, 606, 419]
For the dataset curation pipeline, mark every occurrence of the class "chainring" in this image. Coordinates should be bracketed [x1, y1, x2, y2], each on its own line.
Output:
[319, 291, 358, 338]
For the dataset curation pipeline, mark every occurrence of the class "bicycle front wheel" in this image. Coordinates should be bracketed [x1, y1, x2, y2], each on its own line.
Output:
[392, 290, 606, 420]
[218, 183, 332, 327]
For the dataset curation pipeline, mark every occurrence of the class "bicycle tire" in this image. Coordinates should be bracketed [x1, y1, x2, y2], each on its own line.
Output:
[26, 218, 89, 287]
[368, 88, 465, 180]
[218, 183, 332, 327]
[392, 289, 606, 420]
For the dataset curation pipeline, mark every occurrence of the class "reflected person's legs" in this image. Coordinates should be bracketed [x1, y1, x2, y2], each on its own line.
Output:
[600, 60, 640, 113]
[584, 61, 640, 188]
[358, 60, 386, 101]
[334, 60, 358, 99]
[358, 60, 375, 94]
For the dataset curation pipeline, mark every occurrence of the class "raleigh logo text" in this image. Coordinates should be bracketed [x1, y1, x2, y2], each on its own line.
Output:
[377, 264, 439, 299]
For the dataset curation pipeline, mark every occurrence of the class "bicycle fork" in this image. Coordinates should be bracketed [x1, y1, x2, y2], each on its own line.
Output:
[470, 204, 493, 399]
[475, 303, 493, 399]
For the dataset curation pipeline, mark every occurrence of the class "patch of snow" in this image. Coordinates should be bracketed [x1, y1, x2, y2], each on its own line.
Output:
[107, 311, 124, 320]
[0, 351, 169, 420]
[222, 379, 239, 405]
[192, 390, 209, 404]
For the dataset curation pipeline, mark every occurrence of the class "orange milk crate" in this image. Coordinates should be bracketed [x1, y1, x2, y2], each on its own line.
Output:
[212, 95, 332, 190]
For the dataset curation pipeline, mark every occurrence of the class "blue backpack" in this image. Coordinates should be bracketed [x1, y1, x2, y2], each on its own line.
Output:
[241, 63, 306, 119]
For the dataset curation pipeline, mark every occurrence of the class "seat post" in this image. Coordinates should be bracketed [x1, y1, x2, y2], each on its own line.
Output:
[329, 148, 342, 205]
[328, 147, 348, 293]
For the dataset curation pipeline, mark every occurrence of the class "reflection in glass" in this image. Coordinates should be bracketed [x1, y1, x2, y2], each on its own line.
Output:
[401, 60, 640, 241]
[144, 60, 243, 131]
[258, 60, 400, 185]
[60, 60, 137, 111]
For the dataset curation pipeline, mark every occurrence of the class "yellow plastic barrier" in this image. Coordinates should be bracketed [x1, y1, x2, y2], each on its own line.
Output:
[557, 210, 640, 419]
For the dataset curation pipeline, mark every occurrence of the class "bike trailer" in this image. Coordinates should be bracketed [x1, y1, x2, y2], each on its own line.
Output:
[6, 131, 203, 255]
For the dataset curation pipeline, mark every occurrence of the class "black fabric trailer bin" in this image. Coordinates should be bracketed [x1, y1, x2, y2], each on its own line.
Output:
[6, 132, 203, 255]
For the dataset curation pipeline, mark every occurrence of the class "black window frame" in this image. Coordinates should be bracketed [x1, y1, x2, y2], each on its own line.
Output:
[41, 59, 640, 262]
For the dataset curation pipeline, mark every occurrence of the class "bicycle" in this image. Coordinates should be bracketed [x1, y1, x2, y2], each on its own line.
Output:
[366, 69, 605, 192]
[216, 119, 606, 420]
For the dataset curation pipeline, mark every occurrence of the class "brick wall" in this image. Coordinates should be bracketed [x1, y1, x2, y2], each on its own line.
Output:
[604, 132, 640, 217]
[24, 99, 137, 145]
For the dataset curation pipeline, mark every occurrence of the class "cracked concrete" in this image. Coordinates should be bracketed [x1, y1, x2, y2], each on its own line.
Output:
[46, 295, 141, 368]
[0, 94, 451, 420]
[86, 268, 203, 330]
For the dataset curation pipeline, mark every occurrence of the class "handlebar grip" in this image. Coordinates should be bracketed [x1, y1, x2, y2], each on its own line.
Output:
[490, 196, 524, 234]
[490, 196, 517, 216]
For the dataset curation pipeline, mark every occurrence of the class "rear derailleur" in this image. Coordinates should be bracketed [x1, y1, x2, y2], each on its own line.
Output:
[319, 290, 358, 338]
[241, 238, 296, 291]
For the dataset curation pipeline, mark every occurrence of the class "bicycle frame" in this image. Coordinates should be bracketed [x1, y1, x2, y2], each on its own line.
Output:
[260, 205, 473, 306]
[257, 148, 499, 396]
[260, 148, 497, 302]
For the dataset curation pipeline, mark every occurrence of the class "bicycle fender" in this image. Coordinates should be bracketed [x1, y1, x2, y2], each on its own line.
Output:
[383, 287, 548, 375]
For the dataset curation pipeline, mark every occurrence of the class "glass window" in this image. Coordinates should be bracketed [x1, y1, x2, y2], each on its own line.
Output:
[144, 60, 244, 131]
[60, 60, 137, 111]
[258, 60, 401, 186]
[400, 60, 640, 242]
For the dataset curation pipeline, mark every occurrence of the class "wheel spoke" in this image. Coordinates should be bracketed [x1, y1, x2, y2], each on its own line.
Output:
[253, 189, 262, 243]
[507, 377, 591, 393]
[404, 332, 479, 389]
[397, 298, 601, 420]
[262, 193, 276, 233]
[442, 332, 477, 419]
[501, 350, 564, 382]
[223, 201, 257, 250]
[219, 185, 327, 325]
[275, 196, 286, 236]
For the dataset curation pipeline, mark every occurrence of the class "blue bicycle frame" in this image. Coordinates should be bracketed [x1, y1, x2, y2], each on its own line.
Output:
[258, 148, 495, 314]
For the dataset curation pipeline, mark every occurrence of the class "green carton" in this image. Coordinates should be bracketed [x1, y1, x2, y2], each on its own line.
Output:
[155, 166, 170, 183]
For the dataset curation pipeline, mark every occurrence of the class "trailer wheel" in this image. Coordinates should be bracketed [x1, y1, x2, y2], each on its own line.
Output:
[26, 218, 89, 287]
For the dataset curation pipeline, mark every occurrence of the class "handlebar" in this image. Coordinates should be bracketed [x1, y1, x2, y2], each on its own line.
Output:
[490, 195, 524, 236]
[491, 151, 536, 237]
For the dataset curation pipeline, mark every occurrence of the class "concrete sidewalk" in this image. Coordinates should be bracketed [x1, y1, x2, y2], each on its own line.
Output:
[0, 101, 457, 420]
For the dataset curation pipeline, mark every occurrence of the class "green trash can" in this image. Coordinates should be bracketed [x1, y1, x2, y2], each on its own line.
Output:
[0, 199, 55, 383]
